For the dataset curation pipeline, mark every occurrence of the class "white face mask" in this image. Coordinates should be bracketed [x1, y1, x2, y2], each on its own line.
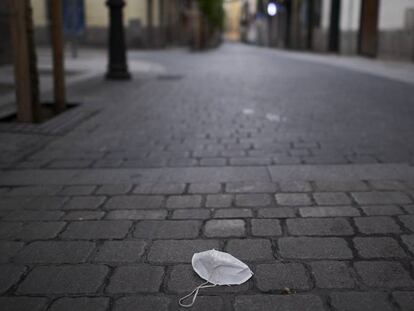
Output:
[179, 249, 253, 308]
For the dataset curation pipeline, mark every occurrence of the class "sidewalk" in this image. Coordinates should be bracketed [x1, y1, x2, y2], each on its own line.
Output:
[0, 43, 413, 311]
[0, 47, 166, 117]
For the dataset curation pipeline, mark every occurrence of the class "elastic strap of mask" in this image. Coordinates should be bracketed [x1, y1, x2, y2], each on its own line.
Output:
[178, 281, 217, 308]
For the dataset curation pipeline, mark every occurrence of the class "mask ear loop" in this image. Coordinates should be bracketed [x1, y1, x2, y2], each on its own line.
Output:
[178, 281, 217, 308]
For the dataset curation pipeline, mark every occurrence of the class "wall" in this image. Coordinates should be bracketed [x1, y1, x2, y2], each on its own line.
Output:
[312, 0, 330, 52]
[339, 0, 360, 54]
[314, 0, 413, 61]
[31, 0, 163, 47]
[378, 0, 414, 61]
[379, 0, 414, 30]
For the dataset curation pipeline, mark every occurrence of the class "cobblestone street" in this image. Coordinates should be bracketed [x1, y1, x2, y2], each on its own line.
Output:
[1, 43, 414, 311]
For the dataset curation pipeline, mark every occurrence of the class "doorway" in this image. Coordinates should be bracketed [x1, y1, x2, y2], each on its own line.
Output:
[359, 0, 379, 57]
[328, 0, 340, 52]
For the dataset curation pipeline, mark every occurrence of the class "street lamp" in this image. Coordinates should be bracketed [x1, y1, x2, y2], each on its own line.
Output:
[105, 0, 131, 80]
[267, 2, 278, 17]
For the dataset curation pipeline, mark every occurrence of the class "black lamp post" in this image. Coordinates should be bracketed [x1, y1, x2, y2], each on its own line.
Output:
[105, 0, 131, 80]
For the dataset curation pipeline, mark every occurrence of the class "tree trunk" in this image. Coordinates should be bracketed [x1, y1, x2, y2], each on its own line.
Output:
[25, 0, 41, 121]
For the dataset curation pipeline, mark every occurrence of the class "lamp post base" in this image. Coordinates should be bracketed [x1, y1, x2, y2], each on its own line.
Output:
[105, 70, 131, 80]
[106, 0, 131, 81]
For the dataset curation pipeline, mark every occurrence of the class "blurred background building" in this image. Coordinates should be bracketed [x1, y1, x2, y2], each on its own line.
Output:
[240, 0, 414, 61]
[31, 0, 191, 48]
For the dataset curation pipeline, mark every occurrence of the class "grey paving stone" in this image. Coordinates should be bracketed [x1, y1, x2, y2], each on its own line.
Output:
[0, 297, 48, 311]
[24, 196, 68, 210]
[199, 158, 227, 166]
[49, 297, 110, 311]
[170, 296, 224, 311]
[105, 209, 167, 220]
[401, 235, 414, 254]
[104, 195, 164, 209]
[61, 221, 132, 239]
[226, 181, 278, 193]
[361, 205, 404, 216]
[205, 194, 233, 208]
[234, 295, 324, 311]
[172, 209, 211, 219]
[278, 181, 312, 192]
[3, 210, 64, 221]
[272, 155, 302, 164]
[230, 157, 271, 166]
[330, 292, 393, 311]
[63, 196, 106, 210]
[257, 207, 297, 218]
[134, 220, 201, 239]
[354, 216, 401, 234]
[95, 184, 132, 195]
[0, 222, 23, 239]
[94, 241, 146, 262]
[168, 158, 198, 167]
[92, 159, 123, 168]
[133, 183, 186, 194]
[354, 237, 407, 258]
[310, 261, 355, 288]
[368, 180, 406, 190]
[279, 237, 353, 259]
[15, 221, 66, 240]
[235, 194, 271, 207]
[106, 265, 164, 293]
[313, 192, 352, 205]
[255, 263, 310, 291]
[7, 186, 61, 196]
[399, 215, 414, 231]
[15, 241, 95, 263]
[287, 218, 354, 236]
[392, 291, 414, 311]
[0, 265, 26, 293]
[114, 296, 170, 311]
[214, 208, 252, 218]
[0, 197, 31, 210]
[221, 150, 245, 157]
[225, 239, 273, 261]
[299, 206, 360, 217]
[48, 159, 93, 168]
[402, 204, 414, 214]
[314, 180, 369, 191]
[251, 219, 282, 236]
[275, 193, 312, 206]
[193, 150, 219, 158]
[63, 211, 105, 220]
[188, 183, 221, 194]
[148, 240, 220, 263]
[0, 241, 24, 263]
[18, 265, 109, 294]
[166, 195, 202, 208]
[59, 186, 97, 196]
[204, 219, 245, 237]
[355, 261, 414, 288]
[352, 191, 412, 205]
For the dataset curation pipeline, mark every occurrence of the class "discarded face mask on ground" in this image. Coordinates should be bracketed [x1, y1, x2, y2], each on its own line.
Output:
[179, 249, 253, 308]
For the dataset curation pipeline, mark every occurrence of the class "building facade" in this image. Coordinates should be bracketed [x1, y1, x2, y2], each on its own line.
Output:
[31, 0, 193, 48]
[244, 0, 414, 61]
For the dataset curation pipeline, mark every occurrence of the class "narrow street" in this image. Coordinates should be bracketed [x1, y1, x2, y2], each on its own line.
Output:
[1, 43, 414, 311]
